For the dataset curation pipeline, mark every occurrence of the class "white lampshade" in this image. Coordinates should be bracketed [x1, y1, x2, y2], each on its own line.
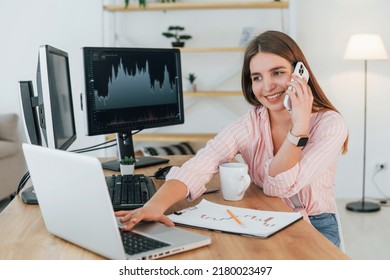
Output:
[344, 34, 388, 60]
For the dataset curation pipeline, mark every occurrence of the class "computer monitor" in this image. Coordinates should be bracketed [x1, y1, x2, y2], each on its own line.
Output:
[18, 80, 42, 146]
[18, 45, 77, 205]
[36, 45, 77, 151]
[81, 47, 184, 171]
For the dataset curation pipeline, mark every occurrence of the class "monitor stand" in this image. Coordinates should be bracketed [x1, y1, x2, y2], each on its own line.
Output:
[21, 186, 38, 205]
[102, 157, 169, 171]
[102, 132, 169, 171]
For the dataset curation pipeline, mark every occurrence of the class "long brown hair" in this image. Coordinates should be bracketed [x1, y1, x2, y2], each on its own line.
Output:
[241, 30, 348, 154]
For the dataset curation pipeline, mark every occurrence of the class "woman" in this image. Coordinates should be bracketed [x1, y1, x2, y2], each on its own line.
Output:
[116, 30, 349, 248]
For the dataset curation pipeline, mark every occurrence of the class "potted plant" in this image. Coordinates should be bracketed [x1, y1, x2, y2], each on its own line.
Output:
[162, 26, 192, 47]
[119, 156, 136, 176]
[186, 73, 197, 92]
[124, 0, 146, 8]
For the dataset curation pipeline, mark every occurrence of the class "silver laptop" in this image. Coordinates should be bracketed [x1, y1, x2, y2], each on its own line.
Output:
[22, 143, 211, 260]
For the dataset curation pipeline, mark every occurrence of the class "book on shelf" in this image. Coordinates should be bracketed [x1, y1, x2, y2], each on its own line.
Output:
[168, 199, 302, 238]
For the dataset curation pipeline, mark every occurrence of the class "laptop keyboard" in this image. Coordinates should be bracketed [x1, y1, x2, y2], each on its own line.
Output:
[106, 174, 156, 210]
[120, 229, 170, 256]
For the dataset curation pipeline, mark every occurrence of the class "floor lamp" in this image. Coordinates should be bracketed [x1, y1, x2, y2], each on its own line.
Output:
[344, 34, 388, 212]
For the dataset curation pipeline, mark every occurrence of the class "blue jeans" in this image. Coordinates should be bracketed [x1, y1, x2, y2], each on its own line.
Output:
[309, 213, 340, 248]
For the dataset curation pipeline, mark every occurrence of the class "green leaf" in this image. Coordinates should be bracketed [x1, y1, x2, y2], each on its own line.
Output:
[120, 156, 135, 165]
[179, 35, 192, 40]
[162, 32, 175, 38]
[168, 26, 185, 31]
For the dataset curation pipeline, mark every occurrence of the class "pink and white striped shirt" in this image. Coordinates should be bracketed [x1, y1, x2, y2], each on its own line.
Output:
[166, 106, 348, 219]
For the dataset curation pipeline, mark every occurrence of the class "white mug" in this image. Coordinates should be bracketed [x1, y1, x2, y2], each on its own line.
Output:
[219, 162, 251, 201]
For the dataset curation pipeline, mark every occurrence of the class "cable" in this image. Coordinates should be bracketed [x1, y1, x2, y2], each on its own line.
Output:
[372, 167, 389, 198]
[69, 139, 116, 153]
[16, 171, 30, 195]
[369, 166, 390, 206]
[75, 143, 117, 153]
[69, 129, 142, 154]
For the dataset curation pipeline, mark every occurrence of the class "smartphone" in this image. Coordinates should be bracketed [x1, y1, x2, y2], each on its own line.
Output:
[283, 62, 310, 112]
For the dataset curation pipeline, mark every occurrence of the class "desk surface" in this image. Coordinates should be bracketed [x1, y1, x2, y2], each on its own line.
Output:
[0, 155, 349, 260]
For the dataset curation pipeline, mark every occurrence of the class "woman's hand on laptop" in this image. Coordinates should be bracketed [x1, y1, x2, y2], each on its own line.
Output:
[115, 179, 189, 230]
[115, 205, 174, 231]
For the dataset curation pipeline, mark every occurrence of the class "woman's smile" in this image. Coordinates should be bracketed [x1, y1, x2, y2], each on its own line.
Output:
[265, 91, 285, 101]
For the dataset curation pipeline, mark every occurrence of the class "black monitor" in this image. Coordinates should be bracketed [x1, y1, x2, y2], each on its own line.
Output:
[18, 45, 77, 204]
[18, 80, 42, 146]
[81, 47, 184, 171]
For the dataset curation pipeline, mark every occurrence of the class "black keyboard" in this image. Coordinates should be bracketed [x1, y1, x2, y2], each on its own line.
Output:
[120, 229, 170, 256]
[106, 174, 156, 211]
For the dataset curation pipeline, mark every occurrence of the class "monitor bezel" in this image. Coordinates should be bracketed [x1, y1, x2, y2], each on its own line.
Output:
[81, 46, 185, 170]
[81, 46, 185, 137]
[37, 45, 77, 151]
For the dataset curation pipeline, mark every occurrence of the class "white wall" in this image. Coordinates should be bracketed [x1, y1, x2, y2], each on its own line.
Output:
[0, 0, 104, 153]
[295, 0, 390, 200]
[1, 0, 390, 200]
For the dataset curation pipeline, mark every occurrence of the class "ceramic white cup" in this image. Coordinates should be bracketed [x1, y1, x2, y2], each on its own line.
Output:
[219, 162, 251, 201]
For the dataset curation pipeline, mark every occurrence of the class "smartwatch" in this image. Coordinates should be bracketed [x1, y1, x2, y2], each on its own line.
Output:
[287, 130, 309, 147]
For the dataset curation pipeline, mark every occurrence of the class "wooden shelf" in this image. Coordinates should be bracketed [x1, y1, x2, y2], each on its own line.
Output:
[177, 47, 245, 52]
[184, 90, 241, 97]
[107, 133, 216, 142]
[104, 2, 289, 12]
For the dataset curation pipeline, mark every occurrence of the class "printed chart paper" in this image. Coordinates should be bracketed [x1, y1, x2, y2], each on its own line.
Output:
[168, 199, 302, 238]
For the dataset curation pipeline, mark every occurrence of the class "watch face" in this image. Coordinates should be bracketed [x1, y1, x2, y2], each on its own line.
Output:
[297, 137, 309, 147]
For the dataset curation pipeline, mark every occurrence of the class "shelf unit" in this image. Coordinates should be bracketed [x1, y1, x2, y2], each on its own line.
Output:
[184, 90, 241, 97]
[180, 46, 244, 97]
[177, 47, 245, 52]
[103, 1, 290, 143]
[104, 2, 289, 11]
[107, 133, 217, 143]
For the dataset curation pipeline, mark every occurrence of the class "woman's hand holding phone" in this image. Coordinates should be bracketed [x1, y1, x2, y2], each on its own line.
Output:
[284, 62, 313, 136]
[283, 62, 310, 112]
